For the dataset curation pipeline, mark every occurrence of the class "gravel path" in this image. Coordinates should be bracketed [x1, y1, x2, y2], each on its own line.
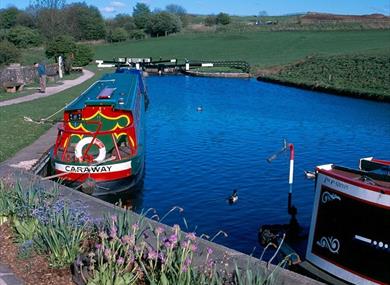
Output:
[0, 69, 95, 107]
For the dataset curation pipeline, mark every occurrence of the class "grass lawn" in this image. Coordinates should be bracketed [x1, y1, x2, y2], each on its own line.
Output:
[94, 30, 390, 68]
[0, 67, 103, 162]
[267, 50, 390, 98]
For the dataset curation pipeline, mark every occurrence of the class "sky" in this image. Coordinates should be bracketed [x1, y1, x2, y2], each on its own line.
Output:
[1, 0, 389, 18]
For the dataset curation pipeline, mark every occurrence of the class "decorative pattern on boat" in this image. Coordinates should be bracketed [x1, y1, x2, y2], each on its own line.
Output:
[316, 236, 340, 254]
[321, 191, 341, 204]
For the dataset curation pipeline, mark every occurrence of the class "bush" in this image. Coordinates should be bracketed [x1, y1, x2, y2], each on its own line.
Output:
[73, 44, 94, 66]
[111, 27, 128, 42]
[216, 13, 231, 25]
[45, 35, 77, 60]
[7, 25, 42, 48]
[205, 15, 217, 26]
[0, 40, 20, 66]
[129, 29, 146, 40]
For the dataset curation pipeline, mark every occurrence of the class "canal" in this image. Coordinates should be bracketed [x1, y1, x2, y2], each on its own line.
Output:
[104, 75, 390, 257]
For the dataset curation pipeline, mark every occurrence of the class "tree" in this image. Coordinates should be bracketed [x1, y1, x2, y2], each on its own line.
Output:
[216, 12, 231, 25]
[32, 0, 66, 39]
[15, 11, 37, 28]
[146, 12, 181, 37]
[205, 15, 216, 26]
[165, 4, 189, 27]
[45, 35, 76, 59]
[0, 7, 20, 29]
[165, 4, 186, 15]
[0, 41, 20, 66]
[7, 26, 42, 48]
[111, 14, 136, 34]
[64, 3, 105, 40]
[133, 3, 151, 29]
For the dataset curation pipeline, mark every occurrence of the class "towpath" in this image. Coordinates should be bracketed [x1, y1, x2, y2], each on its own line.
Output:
[0, 69, 95, 107]
[0, 69, 94, 285]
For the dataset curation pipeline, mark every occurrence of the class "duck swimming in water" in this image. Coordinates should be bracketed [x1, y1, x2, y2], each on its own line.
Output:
[304, 170, 316, 180]
[228, 189, 238, 204]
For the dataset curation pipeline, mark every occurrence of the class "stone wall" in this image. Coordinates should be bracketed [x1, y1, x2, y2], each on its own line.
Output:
[0, 64, 58, 85]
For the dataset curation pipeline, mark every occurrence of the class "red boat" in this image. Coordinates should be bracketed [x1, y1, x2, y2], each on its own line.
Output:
[50, 68, 147, 195]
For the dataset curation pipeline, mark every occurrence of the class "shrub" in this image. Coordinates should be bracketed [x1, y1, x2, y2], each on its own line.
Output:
[45, 35, 77, 60]
[129, 29, 146, 40]
[111, 27, 128, 42]
[7, 25, 42, 48]
[216, 13, 231, 25]
[73, 44, 94, 66]
[0, 41, 20, 66]
[205, 15, 217, 26]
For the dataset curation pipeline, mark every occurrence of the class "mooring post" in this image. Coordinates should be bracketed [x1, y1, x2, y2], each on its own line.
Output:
[288, 143, 294, 212]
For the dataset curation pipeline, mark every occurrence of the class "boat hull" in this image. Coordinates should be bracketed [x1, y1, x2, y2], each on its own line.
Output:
[53, 155, 144, 196]
[306, 167, 390, 285]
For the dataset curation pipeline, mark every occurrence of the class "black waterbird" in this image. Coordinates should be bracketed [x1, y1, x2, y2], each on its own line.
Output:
[228, 189, 238, 204]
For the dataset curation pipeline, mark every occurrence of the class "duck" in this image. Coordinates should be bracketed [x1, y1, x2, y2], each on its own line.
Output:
[304, 170, 316, 180]
[228, 189, 238, 204]
[196, 105, 203, 112]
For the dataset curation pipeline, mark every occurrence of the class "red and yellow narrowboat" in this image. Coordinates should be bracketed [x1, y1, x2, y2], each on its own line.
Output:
[51, 68, 147, 195]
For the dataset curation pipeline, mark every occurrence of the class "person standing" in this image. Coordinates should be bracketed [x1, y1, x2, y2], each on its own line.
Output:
[34, 62, 46, 93]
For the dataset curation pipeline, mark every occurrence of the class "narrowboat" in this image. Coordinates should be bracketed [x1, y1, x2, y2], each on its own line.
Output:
[260, 157, 390, 285]
[50, 68, 147, 195]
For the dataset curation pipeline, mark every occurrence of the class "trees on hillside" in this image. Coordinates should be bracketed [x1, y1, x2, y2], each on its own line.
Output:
[133, 3, 151, 29]
[7, 26, 42, 48]
[64, 3, 106, 40]
[146, 12, 181, 37]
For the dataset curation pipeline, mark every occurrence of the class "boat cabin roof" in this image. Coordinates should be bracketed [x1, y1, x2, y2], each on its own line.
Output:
[65, 69, 144, 112]
[317, 164, 390, 194]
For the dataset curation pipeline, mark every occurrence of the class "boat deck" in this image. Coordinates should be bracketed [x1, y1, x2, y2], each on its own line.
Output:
[317, 164, 390, 193]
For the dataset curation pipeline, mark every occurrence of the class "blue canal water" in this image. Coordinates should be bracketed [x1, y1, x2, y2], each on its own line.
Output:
[108, 75, 390, 257]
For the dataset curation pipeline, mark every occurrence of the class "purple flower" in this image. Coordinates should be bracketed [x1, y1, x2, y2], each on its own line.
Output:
[104, 249, 111, 258]
[169, 234, 178, 244]
[148, 250, 158, 260]
[110, 226, 117, 239]
[158, 252, 166, 263]
[95, 243, 102, 250]
[207, 247, 213, 255]
[185, 232, 196, 241]
[132, 223, 139, 232]
[190, 244, 197, 252]
[173, 224, 180, 233]
[111, 215, 117, 222]
[117, 257, 125, 265]
[182, 240, 190, 248]
[155, 226, 165, 235]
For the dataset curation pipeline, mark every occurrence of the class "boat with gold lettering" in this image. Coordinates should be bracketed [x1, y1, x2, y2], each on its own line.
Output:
[50, 68, 147, 195]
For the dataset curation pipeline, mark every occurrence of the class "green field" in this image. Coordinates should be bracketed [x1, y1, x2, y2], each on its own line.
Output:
[94, 30, 390, 68]
[267, 51, 390, 98]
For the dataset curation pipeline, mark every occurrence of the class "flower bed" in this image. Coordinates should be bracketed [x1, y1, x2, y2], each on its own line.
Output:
[0, 179, 288, 285]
